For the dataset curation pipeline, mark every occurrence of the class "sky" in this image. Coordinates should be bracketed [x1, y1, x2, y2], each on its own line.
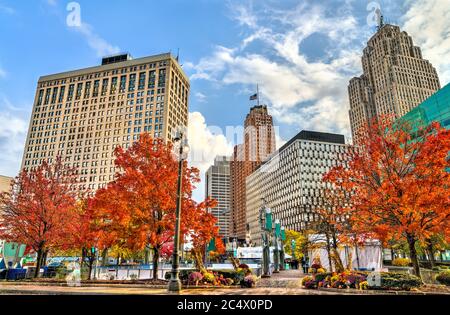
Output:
[0, 0, 449, 201]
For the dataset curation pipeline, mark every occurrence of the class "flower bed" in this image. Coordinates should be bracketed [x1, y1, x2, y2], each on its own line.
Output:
[302, 271, 423, 291]
[164, 267, 257, 288]
[436, 270, 450, 286]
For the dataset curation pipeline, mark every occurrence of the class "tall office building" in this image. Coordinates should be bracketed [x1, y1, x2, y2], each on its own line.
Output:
[348, 23, 440, 144]
[205, 156, 232, 239]
[246, 130, 349, 245]
[0, 175, 13, 194]
[231, 105, 276, 241]
[21, 53, 189, 191]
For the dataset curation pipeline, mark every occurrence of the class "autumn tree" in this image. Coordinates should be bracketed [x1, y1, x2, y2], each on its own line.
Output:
[282, 230, 307, 260]
[184, 198, 220, 274]
[61, 198, 100, 280]
[0, 157, 78, 277]
[324, 117, 450, 278]
[91, 133, 216, 279]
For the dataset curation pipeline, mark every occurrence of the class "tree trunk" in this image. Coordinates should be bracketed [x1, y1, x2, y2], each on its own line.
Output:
[192, 249, 207, 274]
[87, 257, 93, 281]
[34, 245, 44, 278]
[406, 234, 421, 279]
[325, 233, 333, 272]
[152, 247, 159, 280]
[101, 248, 108, 266]
[354, 242, 361, 270]
[81, 248, 86, 270]
[41, 250, 48, 267]
[426, 242, 436, 268]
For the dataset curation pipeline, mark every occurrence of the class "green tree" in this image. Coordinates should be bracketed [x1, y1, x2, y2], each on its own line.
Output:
[283, 230, 307, 259]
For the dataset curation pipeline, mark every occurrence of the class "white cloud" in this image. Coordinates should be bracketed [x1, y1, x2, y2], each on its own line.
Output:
[194, 92, 207, 103]
[0, 4, 15, 14]
[73, 23, 121, 58]
[0, 98, 28, 178]
[0, 66, 6, 78]
[187, 111, 233, 201]
[402, 0, 450, 84]
[187, 2, 363, 139]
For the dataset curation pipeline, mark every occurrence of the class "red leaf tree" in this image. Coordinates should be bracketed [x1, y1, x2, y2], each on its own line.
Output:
[0, 157, 78, 277]
[324, 117, 450, 278]
[91, 133, 218, 279]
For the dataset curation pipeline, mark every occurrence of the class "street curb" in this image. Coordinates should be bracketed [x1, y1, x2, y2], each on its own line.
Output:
[314, 287, 450, 295]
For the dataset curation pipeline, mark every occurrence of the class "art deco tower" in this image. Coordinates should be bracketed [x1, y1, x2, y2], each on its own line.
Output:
[348, 23, 440, 144]
[230, 105, 276, 241]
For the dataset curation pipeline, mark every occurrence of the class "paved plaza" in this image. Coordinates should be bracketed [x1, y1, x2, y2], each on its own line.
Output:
[0, 269, 334, 295]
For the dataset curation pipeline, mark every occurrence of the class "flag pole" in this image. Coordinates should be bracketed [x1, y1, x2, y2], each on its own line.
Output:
[257, 84, 260, 106]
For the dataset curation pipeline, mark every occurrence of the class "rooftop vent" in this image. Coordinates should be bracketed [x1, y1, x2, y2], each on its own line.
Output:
[101, 53, 133, 65]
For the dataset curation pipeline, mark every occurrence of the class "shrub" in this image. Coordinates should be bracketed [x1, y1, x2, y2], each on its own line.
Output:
[203, 272, 215, 283]
[188, 272, 203, 285]
[241, 275, 257, 288]
[129, 273, 138, 280]
[359, 281, 369, 290]
[392, 258, 411, 267]
[314, 272, 332, 283]
[311, 263, 322, 270]
[436, 270, 450, 286]
[164, 269, 194, 282]
[302, 276, 317, 289]
[367, 272, 422, 290]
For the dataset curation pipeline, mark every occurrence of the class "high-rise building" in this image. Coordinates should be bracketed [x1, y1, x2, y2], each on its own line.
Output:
[205, 156, 232, 239]
[246, 130, 349, 245]
[400, 82, 450, 132]
[231, 105, 276, 241]
[21, 53, 189, 191]
[0, 175, 13, 194]
[348, 23, 440, 144]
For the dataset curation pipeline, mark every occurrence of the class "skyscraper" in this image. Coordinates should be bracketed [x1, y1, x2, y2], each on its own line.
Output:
[348, 23, 440, 144]
[205, 156, 232, 239]
[21, 53, 189, 191]
[231, 105, 276, 241]
[246, 130, 349, 245]
[0, 175, 13, 194]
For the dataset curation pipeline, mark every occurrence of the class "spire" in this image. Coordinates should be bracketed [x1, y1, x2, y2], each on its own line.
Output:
[377, 8, 384, 31]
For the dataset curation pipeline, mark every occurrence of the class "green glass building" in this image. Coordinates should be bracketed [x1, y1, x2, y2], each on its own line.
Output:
[401, 83, 450, 131]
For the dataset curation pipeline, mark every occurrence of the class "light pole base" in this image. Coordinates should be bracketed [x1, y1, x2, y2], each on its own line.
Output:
[168, 279, 182, 292]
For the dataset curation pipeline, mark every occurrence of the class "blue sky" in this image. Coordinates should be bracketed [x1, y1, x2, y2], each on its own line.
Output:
[1, 0, 449, 201]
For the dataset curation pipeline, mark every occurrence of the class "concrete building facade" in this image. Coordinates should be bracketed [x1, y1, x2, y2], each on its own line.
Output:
[205, 156, 232, 239]
[246, 131, 349, 246]
[348, 24, 440, 144]
[21, 53, 189, 191]
[0, 175, 13, 194]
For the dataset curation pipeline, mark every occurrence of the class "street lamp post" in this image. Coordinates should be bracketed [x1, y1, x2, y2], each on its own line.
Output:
[280, 226, 286, 271]
[260, 200, 272, 278]
[168, 131, 189, 293]
[273, 219, 280, 273]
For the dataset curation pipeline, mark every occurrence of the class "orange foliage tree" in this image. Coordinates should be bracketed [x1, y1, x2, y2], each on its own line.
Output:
[0, 157, 78, 277]
[324, 117, 450, 278]
[91, 133, 218, 279]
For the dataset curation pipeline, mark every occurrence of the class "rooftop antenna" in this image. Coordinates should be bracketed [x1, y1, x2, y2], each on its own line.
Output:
[377, 10, 384, 31]
[176, 48, 180, 63]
